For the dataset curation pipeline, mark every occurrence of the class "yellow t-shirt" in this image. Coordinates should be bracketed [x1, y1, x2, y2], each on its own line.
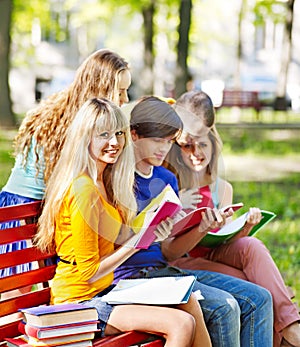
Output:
[51, 174, 122, 304]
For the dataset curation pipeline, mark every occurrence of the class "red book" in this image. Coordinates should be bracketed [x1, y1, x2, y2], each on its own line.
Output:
[18, 320, 99, 339]
[4, 337, 31, 347]
[171, 202, 244, 237]
[130, 184, 182, 249]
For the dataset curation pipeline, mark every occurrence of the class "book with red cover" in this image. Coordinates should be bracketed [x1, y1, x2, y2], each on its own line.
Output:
[130, 184, 182, 249]
[20, 303, 98, 327]
[18, 320, 99, 339]
[171, 202, 244, 237]
[4, 337, 31, 347]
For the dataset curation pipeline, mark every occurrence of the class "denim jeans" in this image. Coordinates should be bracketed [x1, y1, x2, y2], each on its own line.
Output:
[139, 267, 273, 347]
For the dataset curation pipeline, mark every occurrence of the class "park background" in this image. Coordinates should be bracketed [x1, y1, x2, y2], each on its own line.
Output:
[0, 0, 299, 304]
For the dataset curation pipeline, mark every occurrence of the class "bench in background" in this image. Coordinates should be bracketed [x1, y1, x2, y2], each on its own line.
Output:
[217, 90, 262, 121]
[0, 201, 164, 347]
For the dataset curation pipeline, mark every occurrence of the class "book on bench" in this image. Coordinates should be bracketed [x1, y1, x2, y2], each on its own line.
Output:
[5, 336, 93, 347]
[20, 303, 98, 327]
[101, 275, 197, 305]
[18, 320, 99, 339]
[21, 332, 95, 346]
[197, 209, 277, 248]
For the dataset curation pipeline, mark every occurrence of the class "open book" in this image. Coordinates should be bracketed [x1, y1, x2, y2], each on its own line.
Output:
[129, 184, 182, 249]
[101, 276, 198, 305]
[171, 202, 244, 237]
[198, 210, 277, 248]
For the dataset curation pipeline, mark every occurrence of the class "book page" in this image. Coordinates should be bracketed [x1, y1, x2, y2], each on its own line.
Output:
[101, 276, 197, 305]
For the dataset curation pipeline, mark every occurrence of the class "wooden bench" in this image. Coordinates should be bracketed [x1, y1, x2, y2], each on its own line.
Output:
[218, 90, 262, 121]
[0, 201, 164, 347]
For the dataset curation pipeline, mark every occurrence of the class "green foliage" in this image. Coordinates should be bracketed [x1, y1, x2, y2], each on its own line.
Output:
[218, 127, 300, 155]
[253, 0, 287, 25]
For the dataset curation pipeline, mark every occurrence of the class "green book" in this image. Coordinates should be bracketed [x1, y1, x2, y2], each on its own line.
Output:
[199, 210, 277, 248]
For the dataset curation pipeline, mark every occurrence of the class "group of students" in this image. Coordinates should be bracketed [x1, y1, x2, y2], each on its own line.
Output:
[0, 48, 299, 347]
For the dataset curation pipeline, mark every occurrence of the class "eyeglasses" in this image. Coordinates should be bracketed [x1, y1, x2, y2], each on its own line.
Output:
[176, 141, 207, 153]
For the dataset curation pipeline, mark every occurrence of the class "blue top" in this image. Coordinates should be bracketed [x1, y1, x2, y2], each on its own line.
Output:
[114, 166, 179, 282]
[2, 138, 46, 200]
[211, 178, 220, 208]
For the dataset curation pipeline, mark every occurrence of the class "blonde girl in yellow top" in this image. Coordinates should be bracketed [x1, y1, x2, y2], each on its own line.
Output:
[35, 98, 211, 347]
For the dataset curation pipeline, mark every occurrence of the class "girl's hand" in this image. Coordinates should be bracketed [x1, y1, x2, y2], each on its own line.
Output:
[198, 208, 227, 235]
[179, 188, 202, 209]
[230, 207, 262, 241]
[154, 218, 174, 242]
[246, 207, 262, 226]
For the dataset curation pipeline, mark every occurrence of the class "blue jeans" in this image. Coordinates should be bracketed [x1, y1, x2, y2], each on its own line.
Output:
[139, 267, 273, 347]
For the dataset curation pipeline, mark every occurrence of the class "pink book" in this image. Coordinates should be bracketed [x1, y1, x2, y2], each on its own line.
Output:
[130, 184, 182, 249]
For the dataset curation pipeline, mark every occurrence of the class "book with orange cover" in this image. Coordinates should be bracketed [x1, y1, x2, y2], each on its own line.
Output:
[171, 202, 244, 237]
[22, 332, 95, 346]
[5, 336, 93, 347]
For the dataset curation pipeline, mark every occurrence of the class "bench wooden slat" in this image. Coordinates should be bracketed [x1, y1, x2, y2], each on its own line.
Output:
[0, 266, 56, 293]
[0, 321, 21, 342]
[0, 288, 51, 317]
[0, 247, 55, 269]
[0, 201, 165, 346]
[0, 224, 37, 245]
[92, 331, 164, 347]
[0, 201, 42, 222]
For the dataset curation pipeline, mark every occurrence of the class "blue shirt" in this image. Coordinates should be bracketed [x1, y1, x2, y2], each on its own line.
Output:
[114, 166, 179, 282]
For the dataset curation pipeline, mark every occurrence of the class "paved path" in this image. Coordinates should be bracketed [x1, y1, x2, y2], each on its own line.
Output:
[220, 154, 300, 181]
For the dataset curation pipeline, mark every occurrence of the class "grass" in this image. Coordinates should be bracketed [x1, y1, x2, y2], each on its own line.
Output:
[0, 110, 299, 305]
[218, 123, 300, 304]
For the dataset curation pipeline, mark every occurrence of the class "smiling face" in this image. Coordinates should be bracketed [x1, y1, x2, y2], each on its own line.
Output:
[90, 129, 126, 167]
[177, 133, 213, 173]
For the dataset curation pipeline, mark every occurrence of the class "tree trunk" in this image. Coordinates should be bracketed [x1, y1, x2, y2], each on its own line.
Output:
[141, 0, 155, 95]
[274, 0, 295, 111]
[234, 0, 247, 90]
[174, 0, 192, 99]
[0, 0, 15, 127]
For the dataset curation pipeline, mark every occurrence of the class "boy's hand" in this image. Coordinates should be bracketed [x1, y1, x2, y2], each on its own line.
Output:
[154, 218, 174, 242]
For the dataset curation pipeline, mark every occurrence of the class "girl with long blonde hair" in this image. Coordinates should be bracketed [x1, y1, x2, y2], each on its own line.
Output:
[0, 49, 131, 285]
[35, 98, 205, 347]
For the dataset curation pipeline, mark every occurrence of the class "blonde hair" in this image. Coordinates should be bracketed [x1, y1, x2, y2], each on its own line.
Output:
[14, 49, 129, 182]
[35, 98, 137, 253]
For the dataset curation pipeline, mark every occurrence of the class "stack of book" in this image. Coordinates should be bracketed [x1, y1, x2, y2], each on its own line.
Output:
[5, 303, 99, 347]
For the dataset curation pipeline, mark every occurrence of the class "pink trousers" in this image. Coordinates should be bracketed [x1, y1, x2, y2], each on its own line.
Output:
[170, 237, 300, 347]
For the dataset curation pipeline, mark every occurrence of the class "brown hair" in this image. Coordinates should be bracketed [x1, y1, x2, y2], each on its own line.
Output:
[176, 90, 215, 127]
[14, 49, 129, 182]
[130, 96, 183, 139]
